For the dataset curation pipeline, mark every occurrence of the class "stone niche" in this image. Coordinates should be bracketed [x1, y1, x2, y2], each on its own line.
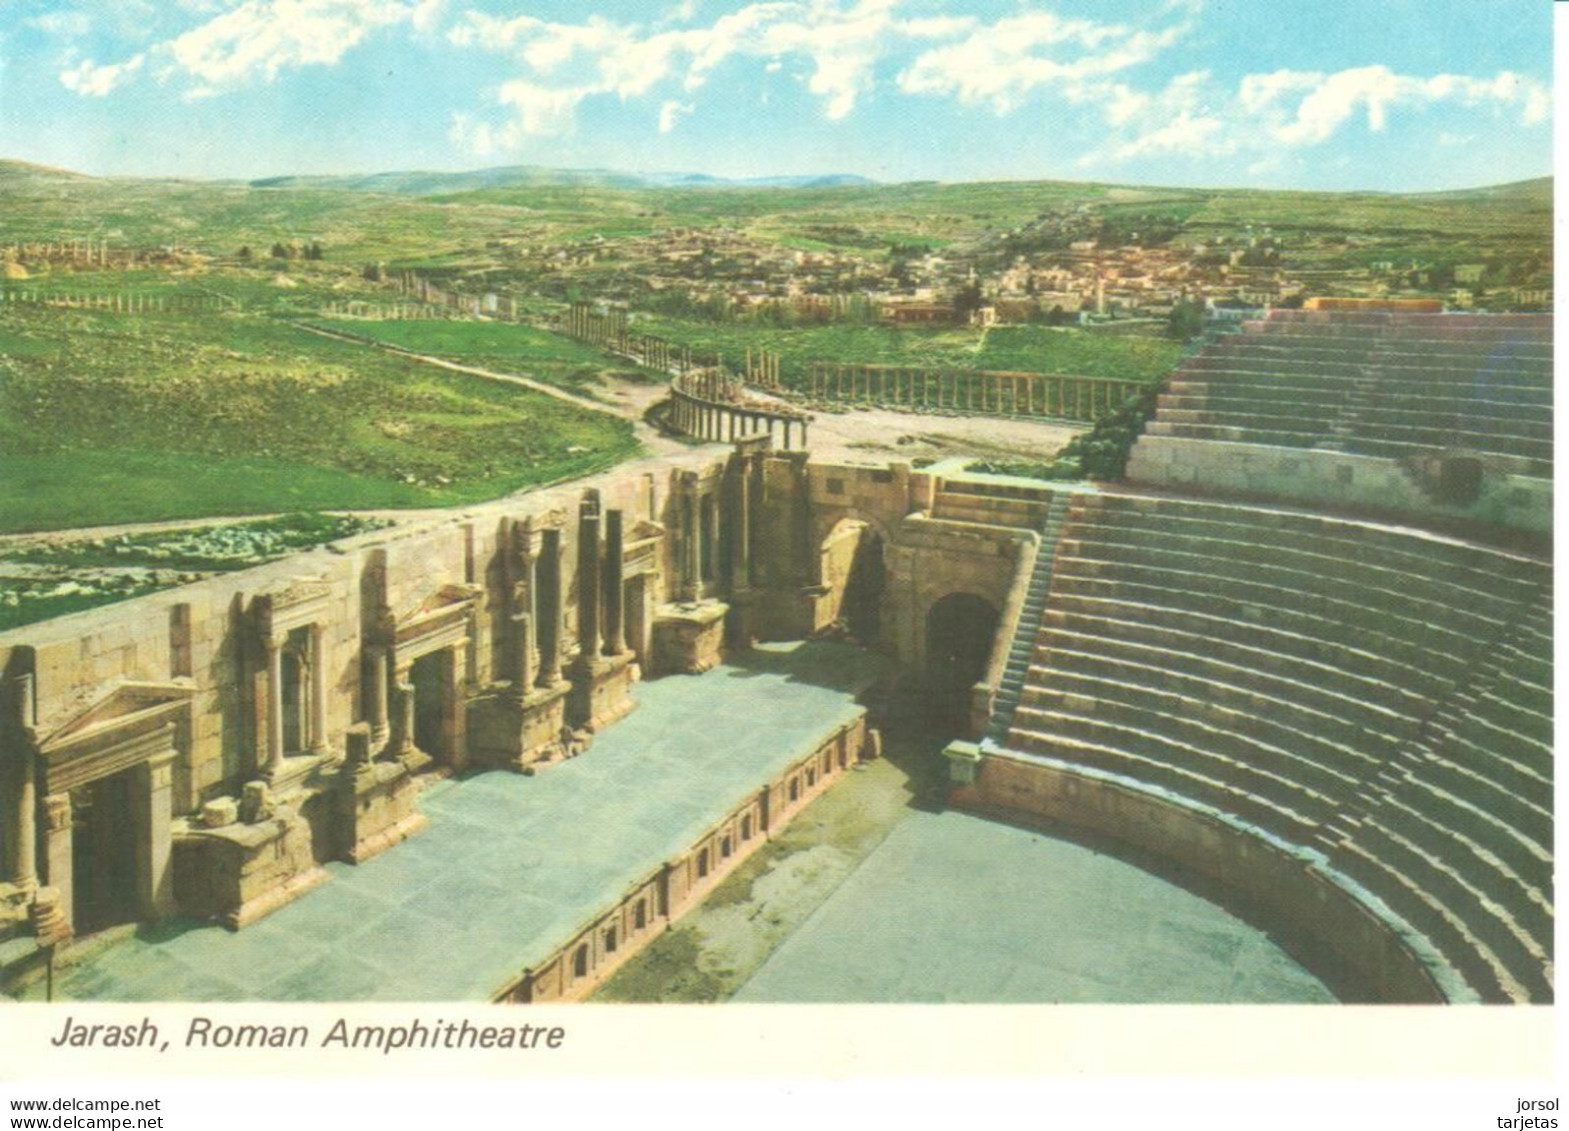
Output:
[651, 601, 729, 676]
[172, 781, 327, 929]
[466, 515, 574, 772]
[369, 581, 483, 777]
[247, 578, 339, 794]
[564, 491, 638, 733]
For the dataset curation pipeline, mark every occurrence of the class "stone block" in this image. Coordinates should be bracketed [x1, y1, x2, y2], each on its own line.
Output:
[201, 798, 238, 828]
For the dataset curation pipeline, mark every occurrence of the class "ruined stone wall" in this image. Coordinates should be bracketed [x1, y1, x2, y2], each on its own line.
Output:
[1127, 435, 1552, 537]
[0, 446, 1031, 943]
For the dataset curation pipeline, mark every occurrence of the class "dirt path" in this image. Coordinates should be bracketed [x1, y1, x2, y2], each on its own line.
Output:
[293, 321, 690, 459]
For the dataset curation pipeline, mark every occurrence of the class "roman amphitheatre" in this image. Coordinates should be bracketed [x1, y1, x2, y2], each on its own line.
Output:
[0, 161, 1552, 1005]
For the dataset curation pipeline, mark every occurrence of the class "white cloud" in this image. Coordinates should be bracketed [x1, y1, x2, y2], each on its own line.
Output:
[1235, 64, 1552, 150]
[658, 99, 695, 132]
[1103, 111, 1227, 163]
[166, 0, 418, 94]
[447, 0, 970, 150]
[1090, 62, 1551, 168]
[59, 53, 146, 96]
[896, 11, 1192, 114]
[26, 11, 95, 37]
[497, 79, 591, 137]
[56, 0, 438, 98]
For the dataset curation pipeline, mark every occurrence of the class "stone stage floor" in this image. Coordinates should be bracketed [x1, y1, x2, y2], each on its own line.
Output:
[732, 805, 1334, 1003]
[50, 641, 894, 1002]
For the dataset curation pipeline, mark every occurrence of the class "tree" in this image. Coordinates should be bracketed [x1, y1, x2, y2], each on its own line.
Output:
[1166, 298, 1205, 341]
[952, 280, 984, 322]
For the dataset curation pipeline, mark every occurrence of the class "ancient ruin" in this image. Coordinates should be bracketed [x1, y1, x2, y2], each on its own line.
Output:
[0, 307, 1553, 1005]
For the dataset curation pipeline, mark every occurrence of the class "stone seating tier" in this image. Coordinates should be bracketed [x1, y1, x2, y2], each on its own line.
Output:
[1032, 629, 1394, 763]
[1022, 667, 1365, 797]
[1141, 421, 1553, 472]
[1146, 312, 1554, 472]
[1332, 837, 1528, 1003]
[1052, 553, 1503, 664]
[1005, 716, 1322, 843]
[1167, 373, 1552, 404]
[999, 489, 1552, 1002]
[1076, 494, 1548, 587]
[1041, 596, 1445, 724]
[1041, 603, 1429, 735]
[1054, 536, 1518, 658]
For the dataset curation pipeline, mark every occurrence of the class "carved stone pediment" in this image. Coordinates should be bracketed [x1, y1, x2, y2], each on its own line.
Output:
[510, 508, 570, 558]
[36, 680, 194, 793]
[380, 583, 481, 659]
[252, 577, 333, 641]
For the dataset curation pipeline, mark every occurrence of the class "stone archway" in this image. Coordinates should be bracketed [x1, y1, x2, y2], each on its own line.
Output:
[924, 592, 999, 734]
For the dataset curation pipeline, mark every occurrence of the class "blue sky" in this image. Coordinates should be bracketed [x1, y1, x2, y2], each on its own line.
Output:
[0, 0, 1552, 190]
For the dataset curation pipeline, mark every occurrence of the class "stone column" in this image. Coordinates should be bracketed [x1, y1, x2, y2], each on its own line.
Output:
[731, 457, 752, 591]
[683, 492, 700, 600]
[9, 745, 36, 891]
[539, 533, 565, 687]
[42, 793, 72, 930]
[6, 674, 37, 891]
[392, 681, 416, 755]
[308, 624, 329, 756]
[263, 637, 285, 776]
[445, 643, 468, 771]
[577, 497, 602, 659]
[138, 751, 177, 921]
[510, 612, 534, 694]
[603, 510, 626, 656]
[365, 647, 390, 748]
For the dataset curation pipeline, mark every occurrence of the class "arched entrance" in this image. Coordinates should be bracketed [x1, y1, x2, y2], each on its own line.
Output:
[818, 519, 885, 645]
[925, 593, 999, 734]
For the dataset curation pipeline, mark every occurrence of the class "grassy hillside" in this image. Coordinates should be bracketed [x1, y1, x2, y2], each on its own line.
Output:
[0, 304, 638, 532]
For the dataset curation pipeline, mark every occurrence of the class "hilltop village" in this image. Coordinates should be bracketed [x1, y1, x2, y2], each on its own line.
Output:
[488, 209, 1552, 324]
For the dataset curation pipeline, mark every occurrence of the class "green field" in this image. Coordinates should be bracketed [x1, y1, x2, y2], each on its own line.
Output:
[0, 513, 388, 630]
[0, 305, 638, 532]
[312, 317, 661, 393]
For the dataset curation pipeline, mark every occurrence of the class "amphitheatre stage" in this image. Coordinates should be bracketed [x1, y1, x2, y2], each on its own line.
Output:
[732, 806, 1334, 1004]
[0, 306, 1553, 1007]
[42, 642, 890, 1002]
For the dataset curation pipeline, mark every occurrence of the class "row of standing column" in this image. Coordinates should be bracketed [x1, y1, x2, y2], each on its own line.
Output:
[671, 395, 808, 449]
[808, 365, 1129, 419]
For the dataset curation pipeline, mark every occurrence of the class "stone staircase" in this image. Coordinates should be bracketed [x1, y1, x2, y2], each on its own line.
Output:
[984, 496, 1071, 744]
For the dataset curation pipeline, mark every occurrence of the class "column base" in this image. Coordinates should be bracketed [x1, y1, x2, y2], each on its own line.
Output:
[466, 680, 574, 772]
[338, 758, 429, 865]
[172, 803, 328, 930]
[262, 749, 339, 795]
[567, 650, 639, 731]
[651, 600, 730, 676]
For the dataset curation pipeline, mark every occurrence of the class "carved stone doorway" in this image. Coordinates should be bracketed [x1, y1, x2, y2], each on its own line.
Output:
[69, 769, 140, 935]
